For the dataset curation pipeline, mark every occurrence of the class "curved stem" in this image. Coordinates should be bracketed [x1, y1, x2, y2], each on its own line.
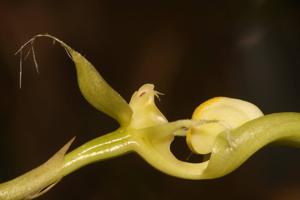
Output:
[62, 129, 134, 176]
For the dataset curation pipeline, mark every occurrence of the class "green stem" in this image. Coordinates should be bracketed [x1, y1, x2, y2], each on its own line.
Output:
[62, 129, 133, 176]
[0, 130, 133, 200]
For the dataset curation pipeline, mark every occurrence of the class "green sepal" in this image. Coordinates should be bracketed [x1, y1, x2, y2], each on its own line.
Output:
[67, 48, 133, 127]
[26, 34, 133, 127]
[204, 112, 300, 179]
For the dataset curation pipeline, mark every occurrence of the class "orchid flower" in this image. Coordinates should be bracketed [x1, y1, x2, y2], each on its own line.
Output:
[1, 35, 300, 200]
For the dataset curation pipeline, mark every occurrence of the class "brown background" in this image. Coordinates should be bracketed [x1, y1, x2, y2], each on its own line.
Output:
[1, 1, 300, 199]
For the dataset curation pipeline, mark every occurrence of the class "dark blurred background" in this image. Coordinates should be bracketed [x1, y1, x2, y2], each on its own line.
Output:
[1, 1, 300, 199]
